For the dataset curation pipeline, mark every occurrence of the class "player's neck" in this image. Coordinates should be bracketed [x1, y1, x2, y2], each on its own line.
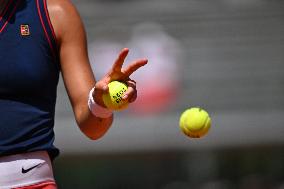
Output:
[0, 0, 10, 15]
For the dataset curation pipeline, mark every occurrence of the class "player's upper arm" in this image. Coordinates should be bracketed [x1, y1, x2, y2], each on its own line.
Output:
[47, 0, 95, 115]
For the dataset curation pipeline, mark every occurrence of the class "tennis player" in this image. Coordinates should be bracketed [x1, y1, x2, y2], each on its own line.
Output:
[0, 0, 147, 188]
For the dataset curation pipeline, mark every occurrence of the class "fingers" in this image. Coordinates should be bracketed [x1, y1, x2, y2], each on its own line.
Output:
[122, 59, 148, 77]
[122, 79, 137, 103]
[95, 81, 109, 93]
[112, 48, 148, 74]
[112, 48, 129, 72]
[104, 48, 147, 105]
[128, 91, 137, 103]
[92, 81, 109, 107]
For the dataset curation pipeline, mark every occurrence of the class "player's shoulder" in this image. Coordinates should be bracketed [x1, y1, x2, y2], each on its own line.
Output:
[46, 0, 79, 18]
[46, 0, 84, 42]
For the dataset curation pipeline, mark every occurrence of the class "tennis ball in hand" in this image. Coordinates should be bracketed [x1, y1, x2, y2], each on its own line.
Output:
[102, 81, 129, 111]
[179, 107, 211, 138]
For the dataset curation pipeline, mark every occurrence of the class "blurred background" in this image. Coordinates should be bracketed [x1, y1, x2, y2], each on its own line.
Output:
[53, 0, 284, 188]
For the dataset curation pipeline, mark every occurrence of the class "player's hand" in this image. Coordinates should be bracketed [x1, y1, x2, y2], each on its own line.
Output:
[93, 48, 148, 107]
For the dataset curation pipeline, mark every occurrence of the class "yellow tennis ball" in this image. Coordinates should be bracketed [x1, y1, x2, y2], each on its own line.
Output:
[179, 107, 211, 138]
[102, 81, 129, 111]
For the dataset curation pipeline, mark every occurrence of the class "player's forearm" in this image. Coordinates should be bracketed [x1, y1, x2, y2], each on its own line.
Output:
[75, 106, 114, 140]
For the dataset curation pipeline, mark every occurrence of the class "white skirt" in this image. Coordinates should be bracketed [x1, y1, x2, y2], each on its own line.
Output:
[0, 151, 55, 189]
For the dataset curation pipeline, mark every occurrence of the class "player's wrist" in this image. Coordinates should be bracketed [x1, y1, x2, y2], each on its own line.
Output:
[88, 87, 113, 118]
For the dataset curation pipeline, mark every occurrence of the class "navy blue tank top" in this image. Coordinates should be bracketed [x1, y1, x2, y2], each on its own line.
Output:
[0, 0, 60, 159]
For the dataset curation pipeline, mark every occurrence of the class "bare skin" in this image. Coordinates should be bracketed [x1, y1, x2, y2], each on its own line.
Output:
[46, 0, 147, 139]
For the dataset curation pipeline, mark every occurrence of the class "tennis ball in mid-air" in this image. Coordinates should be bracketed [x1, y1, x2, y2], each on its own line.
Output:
[102, 81, 129, 110]
[179, 107, 211, 138]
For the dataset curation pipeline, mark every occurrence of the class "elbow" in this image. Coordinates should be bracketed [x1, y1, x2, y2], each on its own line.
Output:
[74, 106, 114, 141]
[77, 116, 113, 141]
[78, 123, 109, 141]
[84, 132, 106, 141]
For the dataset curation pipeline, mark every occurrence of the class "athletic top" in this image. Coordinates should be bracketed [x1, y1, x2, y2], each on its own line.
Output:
[0, 0, 60, 159]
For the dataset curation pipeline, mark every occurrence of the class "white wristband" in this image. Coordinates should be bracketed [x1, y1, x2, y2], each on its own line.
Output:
[88, 87, 113, 118]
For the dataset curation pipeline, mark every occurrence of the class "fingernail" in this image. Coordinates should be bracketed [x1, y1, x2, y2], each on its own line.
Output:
[123, 94, 128, 99]
[103, 85, 108, 91]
